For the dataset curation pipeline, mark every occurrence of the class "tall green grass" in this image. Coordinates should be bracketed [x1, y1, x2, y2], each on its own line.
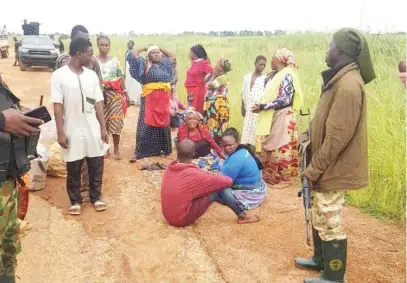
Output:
[95, 33, 405, 222]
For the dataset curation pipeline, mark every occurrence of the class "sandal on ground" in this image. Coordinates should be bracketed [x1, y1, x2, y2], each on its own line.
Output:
[93, 200, 107, 212]
[129, 156, 137, 163]
[237, 215, 260, 224]
[139, 162, 166, 171]
[18, 219, 32, 232]
[69, 203, 82, 215]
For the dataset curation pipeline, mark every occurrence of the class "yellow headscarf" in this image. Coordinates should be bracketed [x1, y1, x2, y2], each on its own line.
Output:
[257, 48, 303, 137]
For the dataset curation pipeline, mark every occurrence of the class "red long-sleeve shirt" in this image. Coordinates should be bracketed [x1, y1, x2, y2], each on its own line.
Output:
[177, 125, 223, 156]
[161, 161, 232, 227]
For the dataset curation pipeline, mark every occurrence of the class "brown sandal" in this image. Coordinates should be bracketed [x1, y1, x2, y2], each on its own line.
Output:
[129, 156, 137, 163]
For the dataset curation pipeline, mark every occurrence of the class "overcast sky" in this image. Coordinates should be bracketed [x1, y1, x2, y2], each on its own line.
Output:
[2, 0, 406, 34]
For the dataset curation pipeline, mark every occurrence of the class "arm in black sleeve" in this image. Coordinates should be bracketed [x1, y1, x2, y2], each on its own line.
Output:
[0, 112, 5, 131]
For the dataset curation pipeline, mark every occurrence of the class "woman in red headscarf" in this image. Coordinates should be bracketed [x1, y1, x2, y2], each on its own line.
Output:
[184, 44, 214, 114]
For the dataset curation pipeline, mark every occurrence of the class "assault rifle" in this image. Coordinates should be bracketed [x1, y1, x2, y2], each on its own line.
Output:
[297, 109, 312, 246]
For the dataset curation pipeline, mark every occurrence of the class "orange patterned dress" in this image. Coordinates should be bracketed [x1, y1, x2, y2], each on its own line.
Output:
[258, 73, 299, 187]
[202, 74, 230, 145]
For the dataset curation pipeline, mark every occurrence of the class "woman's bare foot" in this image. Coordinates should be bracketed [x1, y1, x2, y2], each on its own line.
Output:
[129, 156, 137, 163]
[237, 215, 260, 224]
[281, 177, 292, 184]
[114, 149, 121, 160]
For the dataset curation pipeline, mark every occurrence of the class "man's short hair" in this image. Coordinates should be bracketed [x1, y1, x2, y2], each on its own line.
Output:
[71, 25, 89, 39]
[177, 139, 196, 160]
[255, 55, 267, 63]
[69, 37, 92, 57]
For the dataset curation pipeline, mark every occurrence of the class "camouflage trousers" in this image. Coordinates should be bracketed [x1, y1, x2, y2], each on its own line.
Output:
[0, 180, 21, 280]
[311, 190, 347, 242]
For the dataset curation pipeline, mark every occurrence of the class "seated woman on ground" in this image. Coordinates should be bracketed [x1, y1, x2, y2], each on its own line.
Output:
[219, 128, 267, 211]
[161, 139, 259, 227]
[177, 108, 226, 165]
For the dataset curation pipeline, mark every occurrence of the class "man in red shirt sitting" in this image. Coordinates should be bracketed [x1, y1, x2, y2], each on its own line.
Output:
[161, 139, 258, 227]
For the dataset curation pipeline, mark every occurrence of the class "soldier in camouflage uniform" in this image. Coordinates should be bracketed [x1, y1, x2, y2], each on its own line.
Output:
[0, 181, 21, 282]
[0, 75, 43, 282]
[294, 28, 376, 283]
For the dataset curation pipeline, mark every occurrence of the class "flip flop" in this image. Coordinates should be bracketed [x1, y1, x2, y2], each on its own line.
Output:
[68, 204, 81, 215]
[93, 200, 107, 212]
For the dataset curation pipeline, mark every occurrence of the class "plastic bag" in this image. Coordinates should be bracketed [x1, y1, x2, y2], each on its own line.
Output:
[39, 116, 57, 150]
[47, 142, 67, 178]
[28, 143, 49, 191]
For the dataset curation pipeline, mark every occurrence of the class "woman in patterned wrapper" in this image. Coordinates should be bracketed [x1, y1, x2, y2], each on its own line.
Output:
[127, 45, 175, 162]
[203, 59, 232, 145]
[96, 35, 130, 160]
[252, 48, 304, 189]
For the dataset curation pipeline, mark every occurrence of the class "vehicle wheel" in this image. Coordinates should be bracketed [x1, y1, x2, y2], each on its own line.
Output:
[20, 62, 27, 71]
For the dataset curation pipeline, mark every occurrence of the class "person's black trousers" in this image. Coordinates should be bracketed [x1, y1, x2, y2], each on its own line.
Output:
[66, 156, 104, 205]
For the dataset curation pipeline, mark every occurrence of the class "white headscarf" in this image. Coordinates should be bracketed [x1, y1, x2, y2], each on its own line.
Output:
[182, 107, 203, 121]
[147, 45, 160, 56]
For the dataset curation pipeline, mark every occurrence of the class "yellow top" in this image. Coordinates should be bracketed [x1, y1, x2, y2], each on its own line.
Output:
[142, 82, 171, 97]
[256, 66, 303, 136]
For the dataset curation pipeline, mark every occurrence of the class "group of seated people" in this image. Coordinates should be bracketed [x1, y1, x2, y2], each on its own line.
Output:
[161, 111, 268, 226]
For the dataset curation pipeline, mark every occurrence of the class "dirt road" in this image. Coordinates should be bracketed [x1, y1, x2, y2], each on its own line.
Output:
[0, 57, 405, 283]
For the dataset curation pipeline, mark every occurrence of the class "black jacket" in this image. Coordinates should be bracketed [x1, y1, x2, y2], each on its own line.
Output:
[0, 84, 30, 181]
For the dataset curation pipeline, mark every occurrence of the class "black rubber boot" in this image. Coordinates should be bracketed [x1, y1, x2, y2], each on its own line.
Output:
[295, 228, 323, 271]
[303, 239, 347, 283]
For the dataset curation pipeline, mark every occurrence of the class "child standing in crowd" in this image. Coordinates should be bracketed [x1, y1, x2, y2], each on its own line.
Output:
[170, 93, 186, 128]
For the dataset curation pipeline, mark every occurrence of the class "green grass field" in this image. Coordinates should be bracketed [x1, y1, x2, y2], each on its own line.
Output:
[87, 33, 405, 222]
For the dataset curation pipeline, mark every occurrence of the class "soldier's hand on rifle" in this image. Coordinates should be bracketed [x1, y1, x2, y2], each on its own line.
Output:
[2, 108, 42, 137]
